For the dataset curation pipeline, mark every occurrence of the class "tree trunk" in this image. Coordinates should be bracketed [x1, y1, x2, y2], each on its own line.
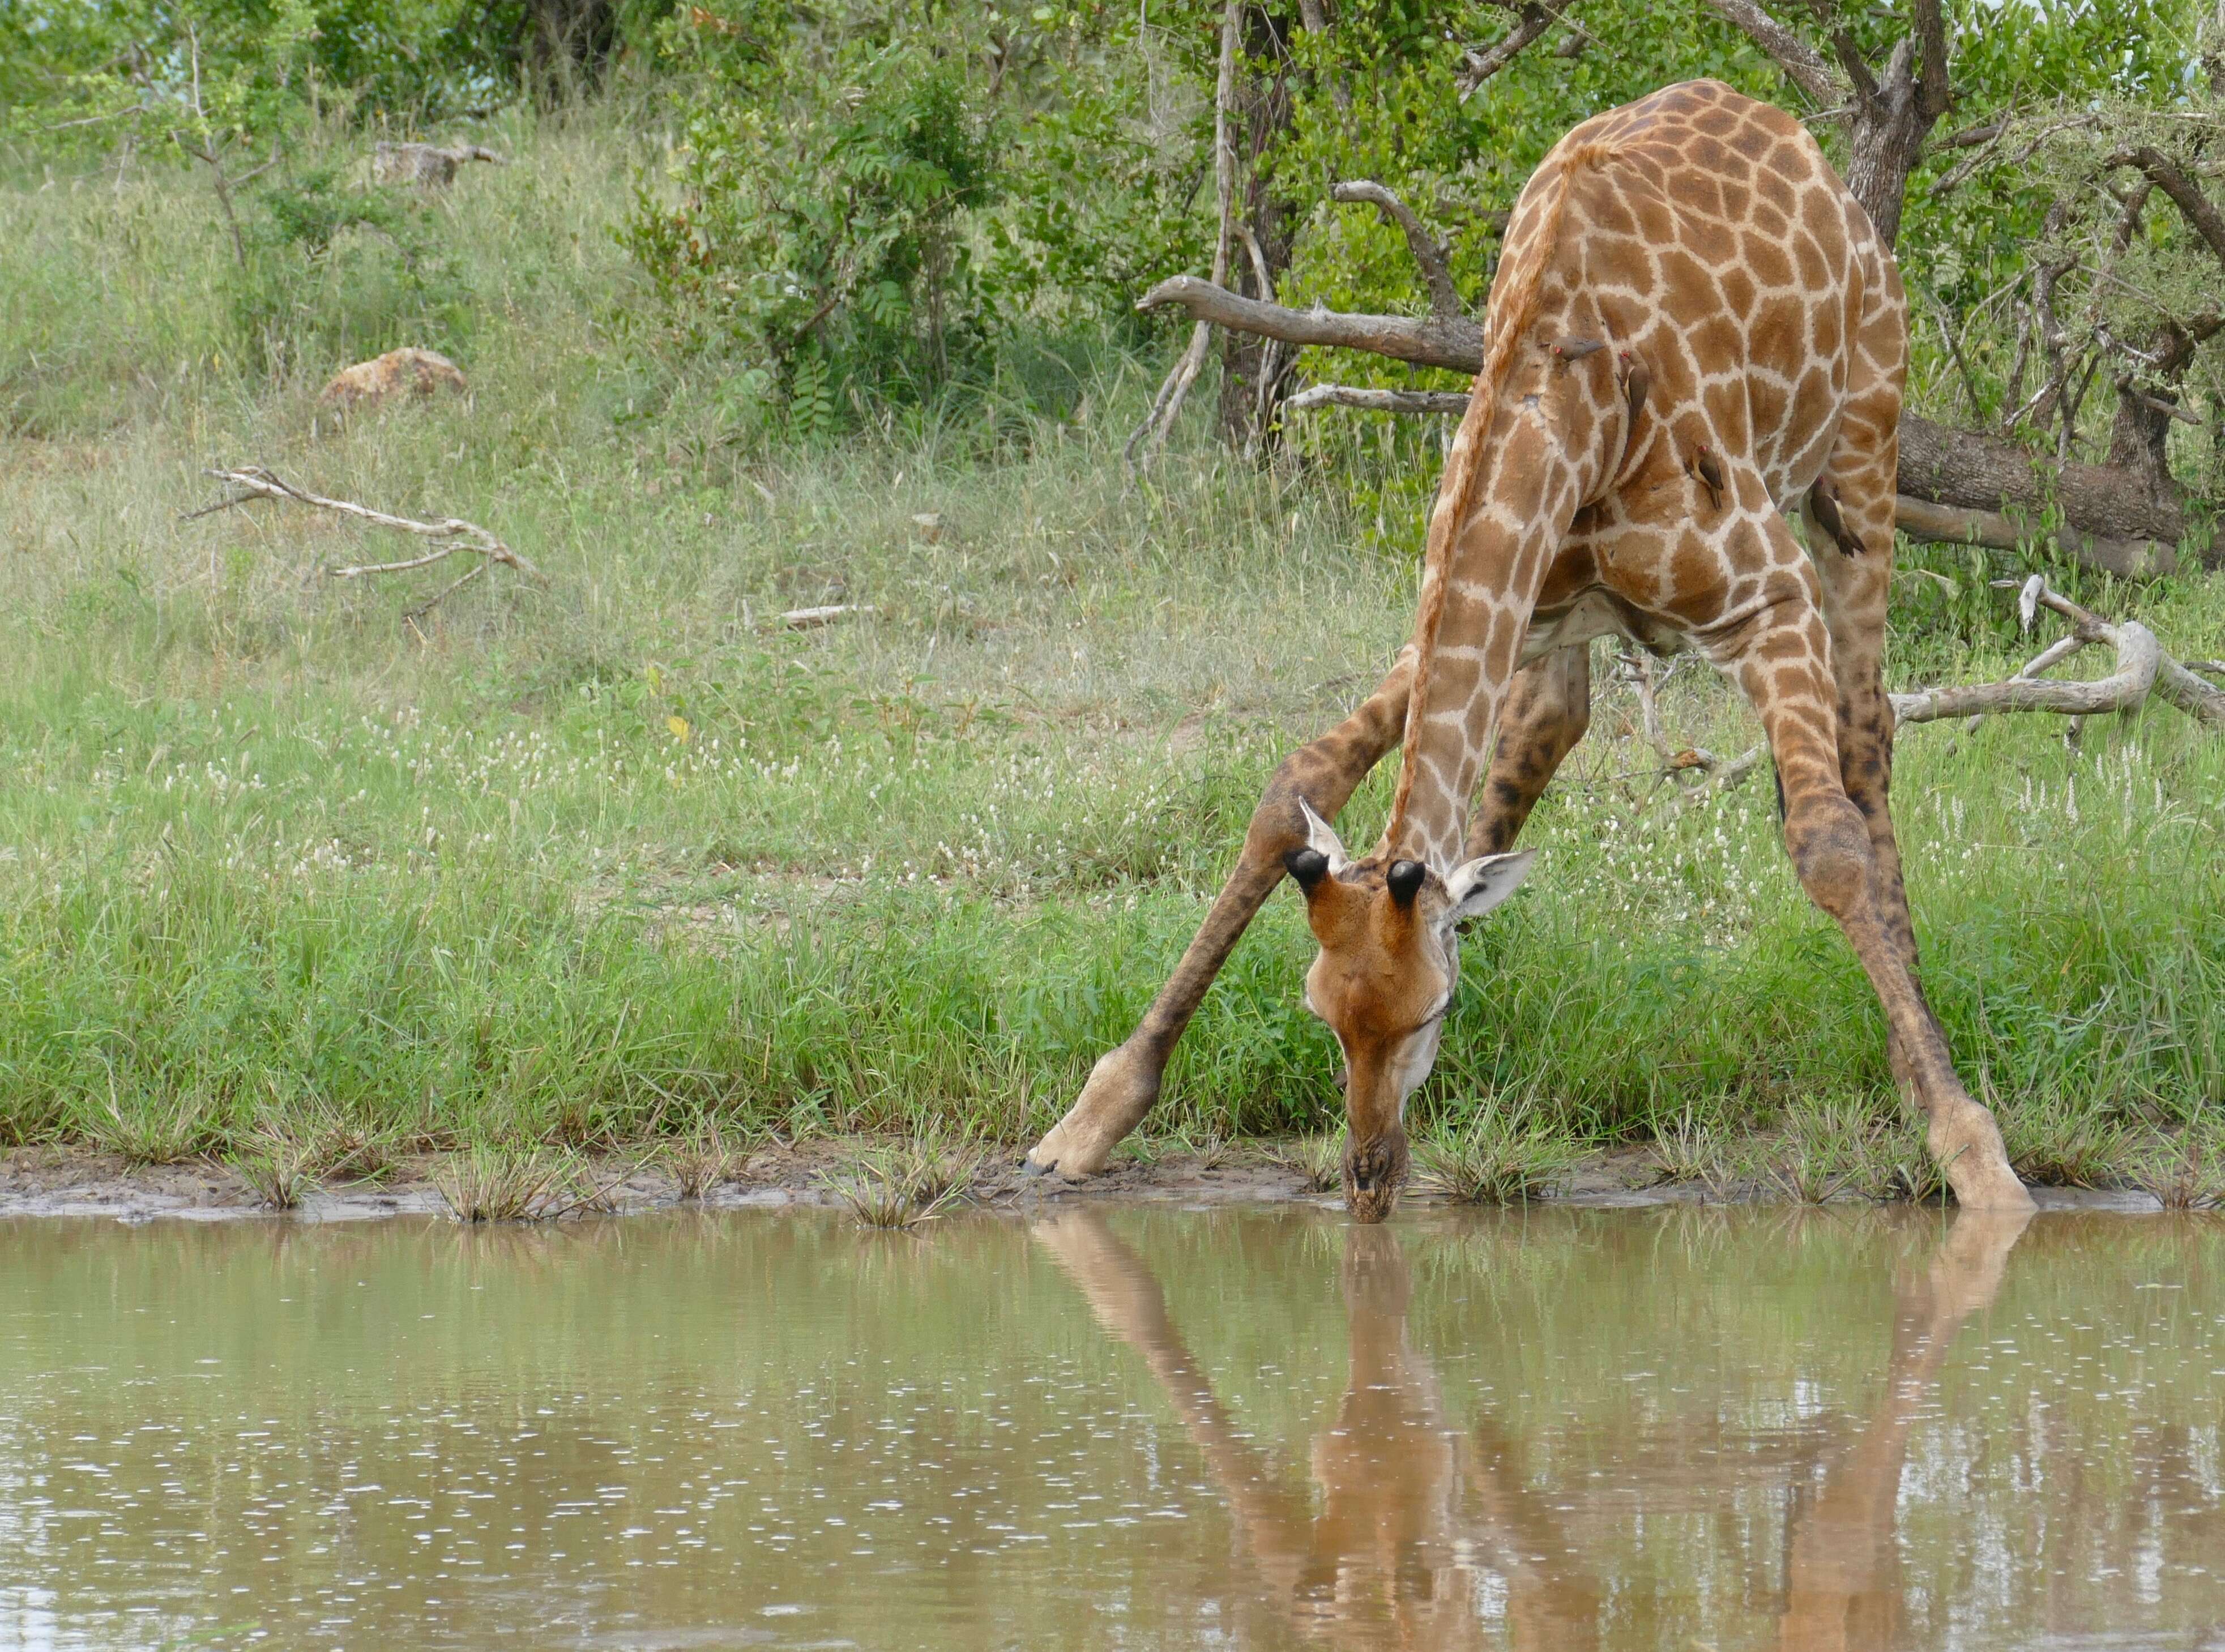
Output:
[1842, 72, 1929, 246]
[1216, 7, 1299, 450]
[523, 0, 617, 105]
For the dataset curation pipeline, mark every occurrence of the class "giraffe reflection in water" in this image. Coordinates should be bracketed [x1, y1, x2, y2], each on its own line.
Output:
[1035, 1206, 2031, 1649]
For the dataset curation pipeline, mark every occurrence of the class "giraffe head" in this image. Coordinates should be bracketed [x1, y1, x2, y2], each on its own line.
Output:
[1286, 802, 1535, 1222]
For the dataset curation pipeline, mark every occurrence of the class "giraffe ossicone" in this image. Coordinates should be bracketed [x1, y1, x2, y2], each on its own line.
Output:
[1024, 79, 2033, 1221]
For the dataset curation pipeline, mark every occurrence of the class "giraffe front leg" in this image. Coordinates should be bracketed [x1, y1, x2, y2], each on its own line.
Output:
[1464, 643, 1593, 858]
[1023, 650, 1416, 1178]
[1731, 539, 2031, 1213]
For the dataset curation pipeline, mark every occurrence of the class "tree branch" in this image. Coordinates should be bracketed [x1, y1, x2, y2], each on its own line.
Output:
[1137, 275, 1484, 371]
[1331, 181, 1464, 317]
[1910, 0, 1951, 121]
[1825, 20, 1880, 105]
[1935, 115, 2012, 151]
[2108, 147, 2225, 269]
[1457, 4, 1553, 97]
[1699, 0, 1841, 107]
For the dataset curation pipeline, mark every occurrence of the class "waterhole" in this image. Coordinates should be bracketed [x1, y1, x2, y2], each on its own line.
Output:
[2, 1206, 2220, 1649]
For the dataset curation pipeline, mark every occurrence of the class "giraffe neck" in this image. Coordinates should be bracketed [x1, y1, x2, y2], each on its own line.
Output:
[1379, 398, 1599, 872]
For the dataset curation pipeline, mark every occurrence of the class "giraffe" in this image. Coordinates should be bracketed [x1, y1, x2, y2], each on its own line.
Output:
[1024, 78, 2034, 1220]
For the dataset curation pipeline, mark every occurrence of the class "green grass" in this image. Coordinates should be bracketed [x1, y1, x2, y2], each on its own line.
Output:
[430, 1145, 599, 1222]
[664, 1118, 746, 1199]
[2, 108, 2222, 1196]
[821, 1128, 984, 1228]
[228, 1127, 318, 1210]
[1414, 1106, 1583, 1205]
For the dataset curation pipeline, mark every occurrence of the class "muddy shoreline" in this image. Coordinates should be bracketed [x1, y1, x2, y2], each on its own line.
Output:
[0, 1141, 2171, 1222]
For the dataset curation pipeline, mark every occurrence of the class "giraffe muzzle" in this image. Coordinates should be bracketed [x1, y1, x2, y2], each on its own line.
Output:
[1342, 1130, 1410, 1224]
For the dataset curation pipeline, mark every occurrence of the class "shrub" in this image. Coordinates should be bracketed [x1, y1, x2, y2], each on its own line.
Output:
[620, 7, 1010, 437]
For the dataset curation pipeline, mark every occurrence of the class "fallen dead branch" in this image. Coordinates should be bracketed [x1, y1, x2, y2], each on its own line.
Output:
[777, 603, 873, 630]
[1601, 578, 2217, 812]
[186, 465, 544, 617]
[1892, 576, 2224, 731]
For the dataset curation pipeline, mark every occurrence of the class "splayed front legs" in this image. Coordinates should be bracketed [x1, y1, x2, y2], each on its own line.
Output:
[1026, 644, 1596, 1180]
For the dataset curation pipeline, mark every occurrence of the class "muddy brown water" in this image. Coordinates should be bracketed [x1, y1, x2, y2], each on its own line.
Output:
[2, 1207, 2221, 1650]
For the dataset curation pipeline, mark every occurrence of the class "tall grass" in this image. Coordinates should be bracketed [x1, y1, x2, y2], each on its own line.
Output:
[2, 109, 2221, 1180]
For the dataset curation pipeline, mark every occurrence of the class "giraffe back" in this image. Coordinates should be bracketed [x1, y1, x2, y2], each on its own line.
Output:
[1513, 79, 1905, 506]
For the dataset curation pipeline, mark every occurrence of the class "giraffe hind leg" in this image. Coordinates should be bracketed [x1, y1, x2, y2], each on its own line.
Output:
[1807, 434, 1920, 982]
[1732, 515, 2030, 1211]
[1024, 651, 1415, 1178]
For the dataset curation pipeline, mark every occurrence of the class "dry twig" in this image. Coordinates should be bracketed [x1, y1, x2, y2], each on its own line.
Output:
[187, 466, 544, 617]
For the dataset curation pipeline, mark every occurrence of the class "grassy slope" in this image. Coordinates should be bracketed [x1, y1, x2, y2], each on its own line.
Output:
[2, 110, 2220, 1189]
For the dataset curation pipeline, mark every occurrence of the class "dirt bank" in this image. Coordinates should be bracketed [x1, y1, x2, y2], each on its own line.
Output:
[0, 1141, 2172, 1222]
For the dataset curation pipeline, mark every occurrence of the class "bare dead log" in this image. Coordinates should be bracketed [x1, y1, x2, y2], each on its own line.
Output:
[1897, 415, 2211, 568]
[185, 466, 544, 616]
[1890, 622, 2160, 723]
[1887, 493, 2179, 579]
[1284, 383, 1469, 416]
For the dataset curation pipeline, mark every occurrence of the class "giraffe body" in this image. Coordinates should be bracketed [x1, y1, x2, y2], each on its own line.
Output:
[1027, 80, 2032, 1220]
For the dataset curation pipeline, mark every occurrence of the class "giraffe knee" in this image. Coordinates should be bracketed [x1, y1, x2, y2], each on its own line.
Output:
[1784, 795, 1873, 919]
[1244, 786, 1308, 868]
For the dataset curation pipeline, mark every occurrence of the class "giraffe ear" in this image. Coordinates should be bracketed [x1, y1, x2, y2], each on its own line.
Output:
[1296, 799, 1349, 875]
[1439, 850, 1536, 929]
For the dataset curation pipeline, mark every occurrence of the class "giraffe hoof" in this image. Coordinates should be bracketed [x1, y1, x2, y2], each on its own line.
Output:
[1025, 1044, 1163, 1179]
[1020, 1153, 1056, 1177]
[1931, 1103, 2036, 1213]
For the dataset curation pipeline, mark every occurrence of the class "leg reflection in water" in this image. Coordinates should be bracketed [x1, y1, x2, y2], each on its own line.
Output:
[1775, 1209, 2032, 1651]
[1034, 1208, 2032, 1651]
[1031, 1210, 1599, 1646]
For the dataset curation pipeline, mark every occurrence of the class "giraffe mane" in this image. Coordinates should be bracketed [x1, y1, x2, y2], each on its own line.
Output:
[1385, 139, 1618, 856]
